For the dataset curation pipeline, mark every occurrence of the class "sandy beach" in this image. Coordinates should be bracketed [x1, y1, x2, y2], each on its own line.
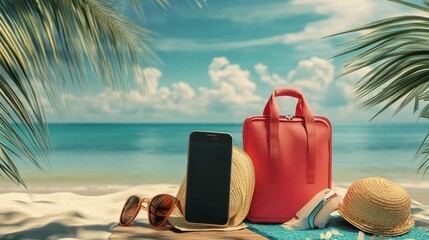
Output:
[0, 184, 178, 240]
[0, 183, 428, 240]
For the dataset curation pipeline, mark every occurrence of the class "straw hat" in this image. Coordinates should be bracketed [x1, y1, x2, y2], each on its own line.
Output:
[168, 146, 255, 231]
[338, 177, 414, 236]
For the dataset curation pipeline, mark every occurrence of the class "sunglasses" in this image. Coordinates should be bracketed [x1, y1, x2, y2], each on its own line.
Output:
[119, 194, 182, 227]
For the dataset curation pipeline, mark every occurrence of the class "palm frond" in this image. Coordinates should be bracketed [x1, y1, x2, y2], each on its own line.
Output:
[413, 132, 429, 175]
[389, 0, 429, 13]
[0, 0, 169, 188]
[331, 0, 429, 176]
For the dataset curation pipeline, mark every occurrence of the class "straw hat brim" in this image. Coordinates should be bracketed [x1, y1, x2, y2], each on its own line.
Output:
[168, 146, 255, 231]
[339, 204, 414, 236]
[338, 177, 414, 236]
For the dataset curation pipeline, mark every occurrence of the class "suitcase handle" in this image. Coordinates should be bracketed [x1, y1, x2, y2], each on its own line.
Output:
[263, 88, 316, 184]
[263, 88, 308, 116]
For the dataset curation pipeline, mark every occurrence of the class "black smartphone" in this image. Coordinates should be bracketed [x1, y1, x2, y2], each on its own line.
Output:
[185, 131, 233, 225]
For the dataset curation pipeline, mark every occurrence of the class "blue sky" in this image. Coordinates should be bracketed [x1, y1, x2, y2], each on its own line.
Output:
[45, 0, 424, 123]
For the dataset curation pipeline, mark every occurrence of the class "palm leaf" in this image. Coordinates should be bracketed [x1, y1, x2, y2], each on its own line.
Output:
[331, 0, 429, 176]
[0, 0, 175, 189]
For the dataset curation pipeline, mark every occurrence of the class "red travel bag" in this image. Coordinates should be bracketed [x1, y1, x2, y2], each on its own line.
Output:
[243, 88, 332, 223]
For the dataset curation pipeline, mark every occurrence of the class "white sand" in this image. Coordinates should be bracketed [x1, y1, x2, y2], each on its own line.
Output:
[0, 184, 178, 240]
[0, 185, 428, 240]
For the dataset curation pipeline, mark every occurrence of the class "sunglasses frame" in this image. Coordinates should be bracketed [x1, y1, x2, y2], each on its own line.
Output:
[119, 194, 183, 227]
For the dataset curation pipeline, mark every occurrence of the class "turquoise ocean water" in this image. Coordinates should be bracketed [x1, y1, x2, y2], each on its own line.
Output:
[10, 123, 429, 191]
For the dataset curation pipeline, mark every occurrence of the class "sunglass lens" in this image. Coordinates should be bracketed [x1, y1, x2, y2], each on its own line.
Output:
[149, 195, 174, 226]
[120, 196, 140, 225]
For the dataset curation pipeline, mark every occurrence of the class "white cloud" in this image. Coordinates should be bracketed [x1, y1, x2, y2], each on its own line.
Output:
[254, 57, 413, 123]
[203, 57, 263, 107]
[255, 63, 287, 87]
[283, 0, 419, 51]
[255, 56, 372, 114]
[45, 56, 416, 123]
[56, 67, 198, 120]
[287, 57, 334, 94]
[48, 57, 264, 122]
[172, 81, 195, 100]
[135, 67, 162, 94]
[255, 57, 334, 104]
[284, 0, 375, 43]
[209, 57, 256, 98]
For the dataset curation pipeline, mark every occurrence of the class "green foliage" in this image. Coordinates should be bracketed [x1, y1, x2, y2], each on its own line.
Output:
[0, 0, 203, 189]
[331, 0, 429, 175]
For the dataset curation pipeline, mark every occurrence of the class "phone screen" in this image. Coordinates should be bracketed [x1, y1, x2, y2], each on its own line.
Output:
[185, 131, 233, 225]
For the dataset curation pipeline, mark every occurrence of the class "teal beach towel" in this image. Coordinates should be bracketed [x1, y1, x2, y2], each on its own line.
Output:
[246, 216, 429, 240]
